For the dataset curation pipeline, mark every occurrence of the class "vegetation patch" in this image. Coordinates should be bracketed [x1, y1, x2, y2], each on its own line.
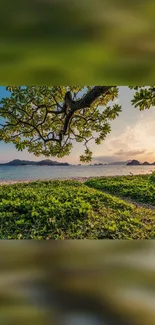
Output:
[85, 175, 155, 206]
[149, 172, 155, 183]
[0, 179, 154, 239]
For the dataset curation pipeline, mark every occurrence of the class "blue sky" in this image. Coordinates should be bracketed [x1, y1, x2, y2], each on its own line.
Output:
[0, 86, 155, 164]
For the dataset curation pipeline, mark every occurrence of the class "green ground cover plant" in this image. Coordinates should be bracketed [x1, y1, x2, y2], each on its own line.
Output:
[149, 172, 155, 183]
[85, 174, 155, 206]
[0, 179, 154, 239]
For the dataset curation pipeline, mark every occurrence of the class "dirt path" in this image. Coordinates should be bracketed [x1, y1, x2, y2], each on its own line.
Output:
[115, 196, 155, 211]
[89, 188, 155, 211]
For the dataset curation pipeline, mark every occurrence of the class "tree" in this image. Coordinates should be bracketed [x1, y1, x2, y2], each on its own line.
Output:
[130, 86, 155, 110]
[0, 86, 121, 162]
[1, 86, 154, 162]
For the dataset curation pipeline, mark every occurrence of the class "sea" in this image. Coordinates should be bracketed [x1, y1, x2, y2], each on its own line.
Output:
[0, 164, 155, 182]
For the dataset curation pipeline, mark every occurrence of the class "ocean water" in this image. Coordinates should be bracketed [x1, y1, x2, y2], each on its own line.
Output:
[0, 164, 155, 182]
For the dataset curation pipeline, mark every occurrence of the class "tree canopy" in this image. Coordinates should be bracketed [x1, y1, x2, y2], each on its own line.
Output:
[0, 86, 154, 162]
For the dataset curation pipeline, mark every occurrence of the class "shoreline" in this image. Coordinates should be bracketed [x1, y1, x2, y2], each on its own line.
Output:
[0, 173, 151, 186]
[0, 176, 93, 185]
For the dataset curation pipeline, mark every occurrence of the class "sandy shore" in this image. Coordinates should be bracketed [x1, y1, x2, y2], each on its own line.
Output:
[0, 176, 94, 185]
[0, 173, 148, 186]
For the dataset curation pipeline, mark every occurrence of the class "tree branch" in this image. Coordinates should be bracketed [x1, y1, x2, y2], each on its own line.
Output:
[0, 86, 115, 151]
[60, 86, 113, 138]
[71, 86, 113, 111]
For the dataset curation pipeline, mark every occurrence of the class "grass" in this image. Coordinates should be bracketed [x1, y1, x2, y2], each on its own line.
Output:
[85, 174, 155, 206]
[0, 178, 154, 239]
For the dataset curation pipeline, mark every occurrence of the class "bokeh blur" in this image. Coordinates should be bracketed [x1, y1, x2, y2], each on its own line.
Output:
[0, 241, 155, 325]
[0, 0, 155, 84]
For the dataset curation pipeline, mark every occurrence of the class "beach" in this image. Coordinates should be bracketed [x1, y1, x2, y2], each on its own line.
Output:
[1, 164, 155, 184]
[0, 176, 92, 185]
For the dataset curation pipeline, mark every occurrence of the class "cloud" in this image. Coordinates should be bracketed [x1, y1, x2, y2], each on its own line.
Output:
[106, 116, 155, 155]
[92, 155, 126, 164]
[91, 109, 155, 164]
[92, 149, 151, 164]
[114, 149, 147, 156]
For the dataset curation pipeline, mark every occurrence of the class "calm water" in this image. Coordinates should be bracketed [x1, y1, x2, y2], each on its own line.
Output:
[0, 164, 155, 182]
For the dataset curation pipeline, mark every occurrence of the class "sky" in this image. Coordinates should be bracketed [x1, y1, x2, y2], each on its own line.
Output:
[0, 86, 155, 164]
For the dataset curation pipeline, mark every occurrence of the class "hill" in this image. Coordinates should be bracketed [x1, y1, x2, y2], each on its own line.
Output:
[127, 160, 155, 166]
[0, 159, 70, 166]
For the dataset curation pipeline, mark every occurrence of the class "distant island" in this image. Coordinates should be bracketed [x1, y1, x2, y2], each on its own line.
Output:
[89, 160, 155, 166]
[0, 159, 70, 166]
[91, 163, 104, 166]
[1, 159, 155, 167]
[89, 161, 130, 166]
[127, 160, 155, 166]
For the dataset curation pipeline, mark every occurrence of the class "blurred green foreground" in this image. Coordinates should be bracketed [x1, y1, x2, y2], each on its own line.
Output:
[0, 0, 155, 84]
[0, 241, 155, 325]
